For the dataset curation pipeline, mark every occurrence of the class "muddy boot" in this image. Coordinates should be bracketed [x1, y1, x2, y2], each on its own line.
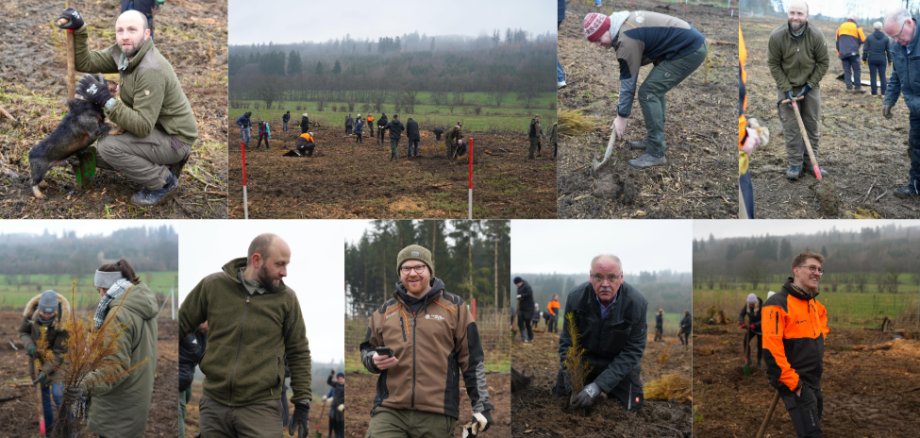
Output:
[626, 140, 648, 150]
[894, 180, 920, 198]
[628, 153, 667, 168]
[131, 173, 179, 206]
[786, 165, 802, 181]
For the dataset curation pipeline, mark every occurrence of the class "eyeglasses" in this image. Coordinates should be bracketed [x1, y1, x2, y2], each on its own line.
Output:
[797, 265, 824, 274]
[400, 265, 428, 274]
[591, 273, 623, 283]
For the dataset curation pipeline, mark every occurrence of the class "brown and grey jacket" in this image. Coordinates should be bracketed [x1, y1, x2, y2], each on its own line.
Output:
[360, 278, 492, 419]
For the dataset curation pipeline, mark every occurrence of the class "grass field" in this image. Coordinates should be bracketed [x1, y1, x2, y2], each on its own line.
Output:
[695, 287, 920, 328]
[0, 271, 178, 310]
[229, 91, 556, 133]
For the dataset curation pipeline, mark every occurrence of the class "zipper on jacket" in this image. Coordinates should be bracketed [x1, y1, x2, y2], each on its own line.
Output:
[399, 315, 407, 342]
[809, 300, 816, 337]
[228, 294, 252, 404]
[774, 310, 779, 334]
[411, 311, 418, 408]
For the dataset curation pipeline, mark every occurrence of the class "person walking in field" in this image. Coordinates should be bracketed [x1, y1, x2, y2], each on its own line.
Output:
[237, 111, 253, 148]
[836, 17, 867, 92]
[367, 113, 375, 137]
[387, 114, 405, 160]
[654, 308, 664, 342]
[528, 115, 543, 159]
[256, 119, 271, 149]
[282, 110, 291, 132]
[345, 113, 354, 136]
[354, 114, 364, 143]
[582, 9, 707, 168]
[678, 310, 691, 347]
[514, 276, 535, 343]
[377, 113, 389, 145]
[763, 251, 829, 437]
[359, 244, 493, 437]
[406, 117, 421, 158]
[546, 294, 560, 334]
[863, 21, 892, 96]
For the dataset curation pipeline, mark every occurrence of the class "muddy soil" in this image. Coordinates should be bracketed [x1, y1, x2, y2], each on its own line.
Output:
[0, 0, 228, 218]
[511, 330, 692, 437]
[693, 323, 920, 436]
[0, 311, 178, 437]
[227, 126, 555, 218]
[557, 0, 736, 218]
[742, 16, 920, 218]
[344, 372, 511, 438]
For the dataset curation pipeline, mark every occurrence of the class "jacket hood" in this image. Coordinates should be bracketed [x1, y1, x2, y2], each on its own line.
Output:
[220, 257, 290, 293]
[115, 283, 159, 321]
[782, 276, 819, 300]
[394, 277, 446, 306]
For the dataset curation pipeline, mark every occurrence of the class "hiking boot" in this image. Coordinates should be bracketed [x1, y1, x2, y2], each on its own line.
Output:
[627, 153, 667, 168]
[894, 181, 920, 198]
[130, 173, 178, 206]
[626, 140, 648, 150]
[786, 165, 802, 180]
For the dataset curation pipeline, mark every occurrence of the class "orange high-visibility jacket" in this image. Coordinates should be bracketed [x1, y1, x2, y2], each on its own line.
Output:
[299, 132, 315, 143]
[547, 298, 560, 317]
[762, 279, 829, 392]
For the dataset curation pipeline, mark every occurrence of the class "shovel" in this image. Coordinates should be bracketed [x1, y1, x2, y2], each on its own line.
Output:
[29, 358, 46, 437]
[742, 329, 752, 376]
[592, 127, 617, 172]
[781, 96, 822, 180]
[756, 390, 781, 438]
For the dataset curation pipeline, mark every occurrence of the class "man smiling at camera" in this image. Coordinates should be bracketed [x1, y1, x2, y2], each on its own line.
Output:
[359, 244, 493, 437]
[763, 251, 829, 438]
[554, 255, 648, 411]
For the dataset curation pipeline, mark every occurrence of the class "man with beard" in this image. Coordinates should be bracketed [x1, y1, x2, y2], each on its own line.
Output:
[359, 244, 493, 437]
[554, 255, 647, 411]
[56, 8, 197, 206]
[763, 252, 829, 438]
[767, 0, 829, 181]
[179, 233, 313, 437]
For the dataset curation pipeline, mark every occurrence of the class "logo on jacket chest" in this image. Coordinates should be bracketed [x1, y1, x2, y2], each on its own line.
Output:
[424, 313, 445, 321]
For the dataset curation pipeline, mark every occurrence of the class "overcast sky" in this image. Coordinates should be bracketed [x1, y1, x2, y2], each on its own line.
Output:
[176, 221, 344, 364]
[0, 220, 174, 237]
[765, 0, 902, 19]
[511, 220, 693, 275]
[693, 219, 918, 240]
[229, 0, 556, 45]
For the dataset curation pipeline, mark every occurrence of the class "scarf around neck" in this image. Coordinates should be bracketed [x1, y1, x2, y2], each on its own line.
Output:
[93, 278, 133, 329]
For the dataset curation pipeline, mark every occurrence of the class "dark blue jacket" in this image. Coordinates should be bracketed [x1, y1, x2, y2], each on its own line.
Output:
[406, 119, 420, 141]
[558, 282, 647, 393]
[516, 281, 534, 320]
[885, 19, 920, 113]
[236, 113, 251, 129]
[863, 30, 892, 64]
[558, 0, 565, 24]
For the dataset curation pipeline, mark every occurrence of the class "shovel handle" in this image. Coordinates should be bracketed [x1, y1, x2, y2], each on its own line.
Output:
[756, 390, 781, 438]
[787, 100, 823, 180]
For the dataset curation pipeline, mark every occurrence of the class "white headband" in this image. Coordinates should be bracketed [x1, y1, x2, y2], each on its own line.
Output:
[94, 270, 124, 289]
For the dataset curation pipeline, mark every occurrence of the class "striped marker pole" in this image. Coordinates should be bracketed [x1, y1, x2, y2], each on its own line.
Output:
[241, 141, 249, 219]
[468, 136, 473, 219]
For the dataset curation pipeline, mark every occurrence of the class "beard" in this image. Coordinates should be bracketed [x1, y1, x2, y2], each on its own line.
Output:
[257, 265, 282, 293]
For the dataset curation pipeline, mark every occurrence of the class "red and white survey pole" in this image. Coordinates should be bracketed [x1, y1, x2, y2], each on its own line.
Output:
[468, 136, 473, 219]
[240, 141, 249, 219]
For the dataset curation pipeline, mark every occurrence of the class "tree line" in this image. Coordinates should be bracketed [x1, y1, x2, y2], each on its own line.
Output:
[693, 224, 920, 291]
[345, 221, 510, 318]
[0, 226, 178, 275]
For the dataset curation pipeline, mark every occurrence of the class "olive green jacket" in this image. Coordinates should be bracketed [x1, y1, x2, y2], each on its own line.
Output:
[72, 26, 198, 146]
[84, 283, 159, 438]
[767, 22, 830, 92]
[179, 258, 312, 407]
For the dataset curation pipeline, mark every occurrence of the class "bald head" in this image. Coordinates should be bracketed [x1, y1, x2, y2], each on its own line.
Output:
[245, 234, 291, 292]
[248, 233, 288, 261]
[787, 0, 809, 15]
[117, 10, 148, 31]
[590, 254, 622, 271]
[115, 10, 150, 57]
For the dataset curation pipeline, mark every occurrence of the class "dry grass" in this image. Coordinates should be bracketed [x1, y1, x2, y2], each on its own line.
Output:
[558, 109, 597, 136]
[644, 372, 691, 402]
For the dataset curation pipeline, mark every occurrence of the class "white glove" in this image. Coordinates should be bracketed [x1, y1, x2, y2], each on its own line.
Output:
[337, 404, 345, 412]
[462, 412, 489, 437]
[613, 116, 628, 138]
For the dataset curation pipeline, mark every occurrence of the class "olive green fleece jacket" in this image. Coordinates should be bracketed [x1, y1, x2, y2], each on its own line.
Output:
[72, 25, 198, 146]
[83, 283, 158, 438]
[767, 22, 830, 92]
[179, 258, 312, 407]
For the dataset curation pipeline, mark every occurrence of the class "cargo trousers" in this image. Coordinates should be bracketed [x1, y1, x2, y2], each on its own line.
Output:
[777, 86, 821, 167]
[198, 393, 283, 438]
[366, 406, 457, 438]
[96, 127, 190, 190]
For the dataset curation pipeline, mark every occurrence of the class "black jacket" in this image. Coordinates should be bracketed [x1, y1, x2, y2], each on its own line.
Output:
[558, 282, 647, 393]
[326, 374, 345, 418]
[863, 30, 892, 64]
[387, 119, 405, 139]
[282, 112, 290, 122]
[739, 301, 762, 333]
[300, 116, 310, 133]
[516, 281, 534, 319]
[378, 115, 388, 127]
[406, 119, 420, 141]
[680, 313, 692, 331]
[179, 329, 206, 392]
[655, 313, 663, 329]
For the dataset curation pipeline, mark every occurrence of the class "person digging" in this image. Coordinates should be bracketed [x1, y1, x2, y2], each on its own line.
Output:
[583, 10, 707, 168]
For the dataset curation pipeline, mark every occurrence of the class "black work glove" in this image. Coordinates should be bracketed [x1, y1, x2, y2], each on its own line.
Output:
[77, 75, 112, 108]
[883, 103, 893, 119]
[570, 382, 601, 408]
[288, 400, 309, 438]
[57, 8, 85, 30]
[795, 84, 813, 98]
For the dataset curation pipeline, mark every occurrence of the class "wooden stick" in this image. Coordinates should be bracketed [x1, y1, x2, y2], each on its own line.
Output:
[0, 105, 17, 123]
[592, 127, 617, 171]
[756, 390, 781, 438]
[56, 19, 76, 99]
[781, 96, 822, 180]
